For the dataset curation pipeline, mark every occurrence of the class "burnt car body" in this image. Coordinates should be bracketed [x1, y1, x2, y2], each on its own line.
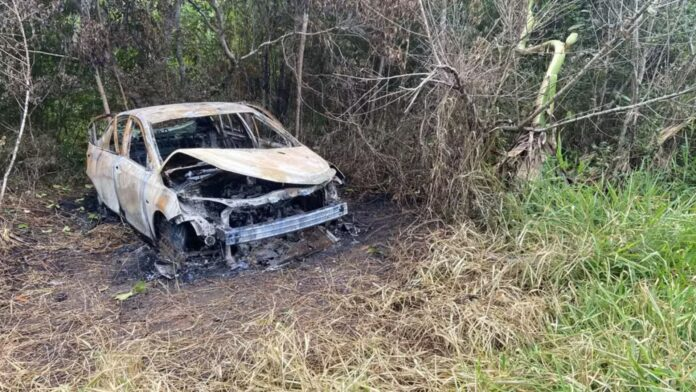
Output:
[86, 102, 347, 267]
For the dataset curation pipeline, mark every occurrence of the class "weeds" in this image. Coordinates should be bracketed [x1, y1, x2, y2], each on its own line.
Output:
[1, 170, 694, 390]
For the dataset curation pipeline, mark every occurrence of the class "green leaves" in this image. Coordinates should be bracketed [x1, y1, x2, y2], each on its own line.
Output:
[114, 281, 148, 301]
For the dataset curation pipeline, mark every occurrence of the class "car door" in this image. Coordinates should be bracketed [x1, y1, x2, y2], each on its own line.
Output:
[86, 115, 121, 213]
[114, 116, 153, 236]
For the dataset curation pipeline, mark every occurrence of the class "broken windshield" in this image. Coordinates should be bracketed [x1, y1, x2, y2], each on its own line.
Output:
[152, 112, 297, 160]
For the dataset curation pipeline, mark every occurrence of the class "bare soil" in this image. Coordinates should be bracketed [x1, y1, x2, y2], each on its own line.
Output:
[0, 187, 412, 388]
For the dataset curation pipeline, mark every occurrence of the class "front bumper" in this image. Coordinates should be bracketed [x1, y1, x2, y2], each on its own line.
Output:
[218, 203, 348, 245]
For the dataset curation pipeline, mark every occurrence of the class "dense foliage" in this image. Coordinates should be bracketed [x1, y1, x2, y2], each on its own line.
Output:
[1, 0, 694, 218]
[1, 1, 695, 389]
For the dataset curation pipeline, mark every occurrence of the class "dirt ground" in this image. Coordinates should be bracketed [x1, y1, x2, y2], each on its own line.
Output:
[0, 186, 412, 389]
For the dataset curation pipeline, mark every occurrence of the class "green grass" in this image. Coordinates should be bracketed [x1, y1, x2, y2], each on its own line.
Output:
[481, 172, 696, 390]
[6, 168, 695, 391]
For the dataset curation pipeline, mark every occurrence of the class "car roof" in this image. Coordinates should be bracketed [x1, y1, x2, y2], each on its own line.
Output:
[120, 102, 255, 124]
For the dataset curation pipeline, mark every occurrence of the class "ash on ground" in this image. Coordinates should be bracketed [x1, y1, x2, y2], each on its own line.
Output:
[113, 219, 358, 284]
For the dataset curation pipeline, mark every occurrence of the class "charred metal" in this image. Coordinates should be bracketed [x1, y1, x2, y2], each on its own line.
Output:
[86, 102, 347, 271]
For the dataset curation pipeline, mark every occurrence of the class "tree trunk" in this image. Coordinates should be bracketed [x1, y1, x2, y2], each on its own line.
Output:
[174, 0, 186, 83]
[0, 90, 29, 208]
[294, 10, 309, 138]
[94, 67, 111, 114]
[211, 0, 236, 65]
[0, 0, 31, 208]
[112, 65, 129, 110]
[614, 0, 647, 175]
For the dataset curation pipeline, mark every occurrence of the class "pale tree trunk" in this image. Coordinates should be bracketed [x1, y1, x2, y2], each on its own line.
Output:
[507, 0, 578, 179]
[174, 0, 186, 83]
[94, 67, 111, 114]
[187, 0, 236, 65]
[112, 65, 129, 110]
[294, 10, 309, 138]
[0, 0, 31, 208]
[94, 0, 128, 110]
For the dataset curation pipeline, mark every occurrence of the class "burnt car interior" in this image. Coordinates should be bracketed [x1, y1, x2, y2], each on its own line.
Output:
[146, 112, 297, 161]
[163, 157, 333, 239]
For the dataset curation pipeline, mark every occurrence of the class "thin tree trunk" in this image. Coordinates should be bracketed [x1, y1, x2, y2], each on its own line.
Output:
[174, 0, 186, 83]
[0, 89, 29, 208]
[262, 37, 270, 108]
[0, 0, 31, 208]
[615, 0, 647, 174]
[211, 0, 236, 65]
[112, 65, 129, 110]
[294, 10, 308, 138]
[94, 67, 110, 114]
[368, 55, 385, 126]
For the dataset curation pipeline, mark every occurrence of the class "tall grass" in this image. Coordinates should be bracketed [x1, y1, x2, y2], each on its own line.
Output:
[482, 171, 696, 390]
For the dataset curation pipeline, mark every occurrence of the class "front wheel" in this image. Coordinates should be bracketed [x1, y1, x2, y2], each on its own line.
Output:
[156, 219, 189, 271]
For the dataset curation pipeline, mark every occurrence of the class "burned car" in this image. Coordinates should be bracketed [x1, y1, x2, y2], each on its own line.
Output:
[86, 102, 347, 271]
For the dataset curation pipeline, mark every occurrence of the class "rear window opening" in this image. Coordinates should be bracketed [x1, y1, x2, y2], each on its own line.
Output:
[151, 112, 297, 160]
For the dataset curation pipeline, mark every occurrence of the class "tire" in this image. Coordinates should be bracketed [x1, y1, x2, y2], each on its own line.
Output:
[156, 219, 188, 268]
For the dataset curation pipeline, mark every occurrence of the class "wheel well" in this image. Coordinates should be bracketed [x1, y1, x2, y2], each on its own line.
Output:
[153, 211, 167, 240]
[153, 212, 203, 250]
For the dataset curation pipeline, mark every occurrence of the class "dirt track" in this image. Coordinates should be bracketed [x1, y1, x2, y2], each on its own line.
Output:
[0, 188, 410, 388]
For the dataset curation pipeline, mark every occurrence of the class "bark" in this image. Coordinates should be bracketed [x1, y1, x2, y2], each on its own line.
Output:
[294, 11, 309, 138]
[95, 0, 126, 110]
[187, 0, 237, 65]
[262, 36, 271, 107]
[210, 0, 236, 64]
[614, 0, 647, 174]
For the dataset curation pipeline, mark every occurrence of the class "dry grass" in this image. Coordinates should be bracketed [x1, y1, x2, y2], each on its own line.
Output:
[5, 171, 692, 390]
[0, 186, 551, 391]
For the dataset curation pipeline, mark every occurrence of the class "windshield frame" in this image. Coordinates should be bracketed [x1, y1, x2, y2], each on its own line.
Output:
[147, 109, 300, 164]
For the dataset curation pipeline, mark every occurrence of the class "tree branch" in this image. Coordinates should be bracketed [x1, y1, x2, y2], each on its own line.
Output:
[497, 86, 696, 133]
[516, 0, 658, 129]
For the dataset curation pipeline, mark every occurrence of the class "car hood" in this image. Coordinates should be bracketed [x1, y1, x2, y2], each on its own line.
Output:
[161, 146, 336, 185]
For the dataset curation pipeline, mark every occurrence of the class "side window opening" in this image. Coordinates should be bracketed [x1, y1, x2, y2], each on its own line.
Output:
[90, 117, 113, 146]
[129, 121, 148, 166]
[88, 117, 116, 151]
[110, 117, 128, 154]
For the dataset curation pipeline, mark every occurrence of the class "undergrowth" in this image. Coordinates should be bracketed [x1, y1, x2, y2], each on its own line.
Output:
[2, 168, 695, 391]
